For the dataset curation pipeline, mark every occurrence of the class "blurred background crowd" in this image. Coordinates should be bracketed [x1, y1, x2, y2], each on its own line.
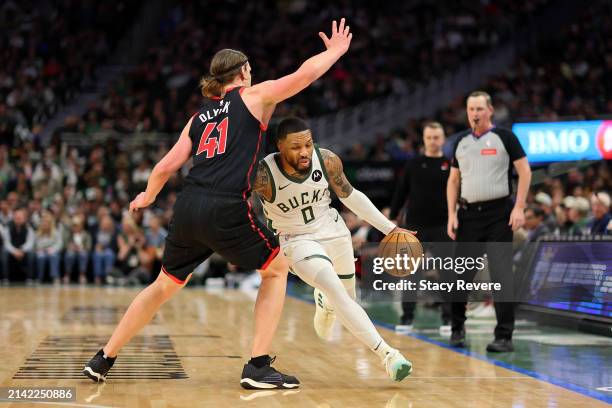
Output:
[0, 0, 610, 285]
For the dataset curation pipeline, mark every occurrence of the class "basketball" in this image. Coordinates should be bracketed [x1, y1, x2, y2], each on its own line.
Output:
[377, 231, 424, 277]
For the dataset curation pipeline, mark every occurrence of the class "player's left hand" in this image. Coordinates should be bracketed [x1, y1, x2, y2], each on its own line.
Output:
[508, 206, 525, 231]
[389, 226, 417, 236]
[129, 192, 154, 213]
[319, 18, 352, 56]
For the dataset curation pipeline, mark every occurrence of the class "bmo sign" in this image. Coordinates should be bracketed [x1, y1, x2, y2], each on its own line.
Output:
[513, 120, 612, 163]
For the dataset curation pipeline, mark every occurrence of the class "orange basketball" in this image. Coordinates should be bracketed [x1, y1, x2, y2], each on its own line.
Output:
[377, 231, 424, 277]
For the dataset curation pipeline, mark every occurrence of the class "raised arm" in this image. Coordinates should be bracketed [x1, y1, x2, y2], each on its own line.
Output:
[244, 19, 352, 107]
[252, 161, 274, 202]
[129, 117, 194, 212]
[321, 149, 396, 235]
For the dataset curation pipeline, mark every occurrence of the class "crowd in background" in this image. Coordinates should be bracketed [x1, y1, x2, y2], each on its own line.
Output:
[0, 0, 139, 147]
[343, 0, 611, 163]
[0, 0, 610, 285]
[43, 0, 553, 137]
[0, 132, 609, 286]
[0, 140, 174, 285]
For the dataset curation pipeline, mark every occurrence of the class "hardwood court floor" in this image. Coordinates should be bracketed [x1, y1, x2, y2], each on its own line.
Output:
[0, 286, 608, 408]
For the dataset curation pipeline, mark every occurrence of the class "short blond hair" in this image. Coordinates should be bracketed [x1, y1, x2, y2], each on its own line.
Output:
[423, 121, 444, 132]
[467, 91, 493, 108]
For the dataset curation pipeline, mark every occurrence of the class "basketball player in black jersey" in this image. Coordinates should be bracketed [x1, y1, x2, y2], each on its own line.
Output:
[83, 19, 353, 389]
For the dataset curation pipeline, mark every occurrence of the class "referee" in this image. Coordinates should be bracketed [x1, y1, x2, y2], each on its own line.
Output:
[390, 121, 451, 332]
[447, 91, 531, 352]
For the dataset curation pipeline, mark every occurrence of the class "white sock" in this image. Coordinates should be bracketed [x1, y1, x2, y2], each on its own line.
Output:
[372, 338, 393, 361]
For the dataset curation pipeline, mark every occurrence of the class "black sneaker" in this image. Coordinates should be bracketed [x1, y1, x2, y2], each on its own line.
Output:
[486, 338, 514, 353]
[240, 356, 300, 389]
[450, 329, 466, 348]
[83, 349, 116, 382]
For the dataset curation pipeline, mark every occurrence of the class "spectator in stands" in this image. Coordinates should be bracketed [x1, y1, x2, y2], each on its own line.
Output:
[1, 207, 34, 284]
[10, 172, 32, 200]
[533, 192, 556, 231]
[589, 192, 612, 235]
[5, 191, 20, 210]
[64, 215, 92, 284]
[514, 205, 551, 277]
[524, 206, 550, 242]
[0, 146, 15, 195]
[132, 159, 152, 192]
[0, 199, 12, 227]
[552, 203, 571, 235]
[34, 211, 63, 284]
[117, 215, 154, 284]
[27, 199, 43, 230]
[109, 200, 124, 224]
[32, 157, 63, 196]
[566, 196, 591, 236]
[145, 214, 167, 265]
[93, 215, 118, 285]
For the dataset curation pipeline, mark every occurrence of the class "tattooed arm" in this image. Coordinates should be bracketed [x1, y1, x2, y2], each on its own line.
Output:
[321, 149, 353, 198]
[252, 161, 274, 202]
[321, 148, 396, 235]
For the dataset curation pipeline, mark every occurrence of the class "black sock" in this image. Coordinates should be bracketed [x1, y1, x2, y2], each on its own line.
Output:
[97, 349, 117, 367]
[249, 355, 270, 368]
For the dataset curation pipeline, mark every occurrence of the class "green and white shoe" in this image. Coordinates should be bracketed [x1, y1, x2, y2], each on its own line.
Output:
[383, 349, 412, 382]
[313, 288, 336, 341]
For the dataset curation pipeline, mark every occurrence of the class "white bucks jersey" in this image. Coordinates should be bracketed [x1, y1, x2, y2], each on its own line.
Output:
[261, 146, 349, 240]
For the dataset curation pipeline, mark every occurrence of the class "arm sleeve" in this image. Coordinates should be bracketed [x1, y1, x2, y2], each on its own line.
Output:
[499, 128, 526, 162]
[22, 227, 35, 252]
[389, 161, 411, 220]
[2, 228, 17, 254]
[339, 189, 396, 235]
[450, 131, 469, 168]
[451, 139, 460, 168]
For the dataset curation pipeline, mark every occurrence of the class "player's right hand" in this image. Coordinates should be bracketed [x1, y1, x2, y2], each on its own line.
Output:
[389, 227, 417, 236]
[319, 18, 352, 56]
[129, 192, 154, 213]
[447, 214, 458, 240]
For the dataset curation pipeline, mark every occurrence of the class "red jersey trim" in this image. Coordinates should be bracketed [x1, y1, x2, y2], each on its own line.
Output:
[242, 129, 276, 253]
[161, 265, 186, 284]
[261, 247, 280, 270]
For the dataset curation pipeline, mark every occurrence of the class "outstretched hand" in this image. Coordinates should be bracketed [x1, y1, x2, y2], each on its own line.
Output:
[319, 18, 352, 55]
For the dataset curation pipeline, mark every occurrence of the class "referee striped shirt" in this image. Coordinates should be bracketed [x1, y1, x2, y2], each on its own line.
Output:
[451, 127, 526, 203]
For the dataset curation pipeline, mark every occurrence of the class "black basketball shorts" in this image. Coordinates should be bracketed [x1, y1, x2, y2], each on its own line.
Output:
[161, 190, 279, 284]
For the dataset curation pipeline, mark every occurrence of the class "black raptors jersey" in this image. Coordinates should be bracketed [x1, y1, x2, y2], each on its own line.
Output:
[184, 87, 266, 196]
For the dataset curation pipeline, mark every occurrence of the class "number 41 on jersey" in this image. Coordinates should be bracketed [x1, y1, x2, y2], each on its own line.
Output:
[196, 117, 229, 158]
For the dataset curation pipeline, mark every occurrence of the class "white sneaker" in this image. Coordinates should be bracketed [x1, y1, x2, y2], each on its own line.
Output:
[439, 324, 452, 336]
[465, 302, 483, 317]
[383, 349, 412, 382]
[472, 304, 496, 319]
[395, 324, 414, 333]
[313, 288, 336, 341]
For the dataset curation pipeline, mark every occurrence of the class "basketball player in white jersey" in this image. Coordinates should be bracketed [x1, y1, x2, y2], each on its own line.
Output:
[253, 117, 412, 382]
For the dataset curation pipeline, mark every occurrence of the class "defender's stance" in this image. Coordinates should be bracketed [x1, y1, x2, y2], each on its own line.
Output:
[254, 117, 412, 382]
[83, 19, 353, 390]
